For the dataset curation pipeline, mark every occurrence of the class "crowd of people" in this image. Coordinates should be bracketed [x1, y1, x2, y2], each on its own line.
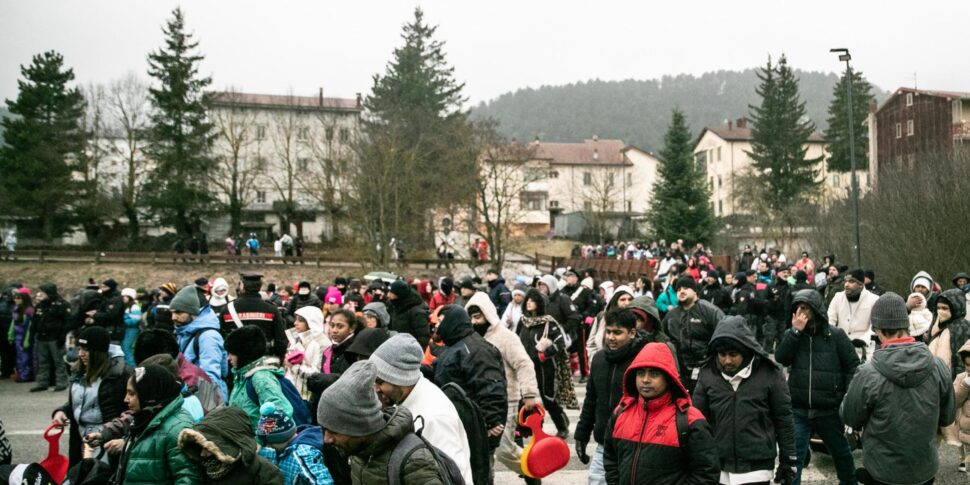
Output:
[0, 245, 969, 485]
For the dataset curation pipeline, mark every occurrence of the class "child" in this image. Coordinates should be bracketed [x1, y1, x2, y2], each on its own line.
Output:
[121, 288, 142, 367]
[955, 341, 970, 473]
[256, 403, 333, 485]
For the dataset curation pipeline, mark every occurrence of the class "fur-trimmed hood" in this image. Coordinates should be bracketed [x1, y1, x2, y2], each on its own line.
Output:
[178, 406, 255, 466]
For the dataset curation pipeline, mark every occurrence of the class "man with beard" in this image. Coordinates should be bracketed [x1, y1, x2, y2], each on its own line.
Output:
[700, 270, 732, 313]
[662, 277, 725, 393]
[827, 269, 879, 343]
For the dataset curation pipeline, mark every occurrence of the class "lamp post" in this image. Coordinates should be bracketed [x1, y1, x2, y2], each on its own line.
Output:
[830, 48, 862, 268]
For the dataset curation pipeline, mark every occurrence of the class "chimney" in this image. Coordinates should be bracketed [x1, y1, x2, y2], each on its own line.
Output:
[592, 134, 599, 142]
[728, 120, 733, 130]
[355, 92, 362, 108]
[593, 148, 599, 161]
[319, 87, 323, 106]
[736, 117, 747, 129]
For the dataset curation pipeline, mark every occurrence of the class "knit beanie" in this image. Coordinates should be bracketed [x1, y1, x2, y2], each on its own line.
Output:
[370, 334, 423, 387]
[439, 277, 454, 296]
[225, 325, 266, 366]
[870, 292, 910, 330]
[256, 402, 297, 444]
[458, 278, 475, 291]
[133, 328, 179, 364]
[317, 360, 385, 436]
[78, 326, 110, 353]
[133, 364, 183, 409]
[169, 285, 201, 316]
[390, 279, 410, 298]
[675, 276, 699, 293]
[794, 270, 808, 283]
[512, 282, 528, 297]
[846, 269, 865, 284]
[102, 278, 118, 292]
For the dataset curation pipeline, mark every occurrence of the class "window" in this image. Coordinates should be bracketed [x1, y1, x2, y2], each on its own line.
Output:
[695, 151, 707, 165]
[297, 127, 309, 141]
[832, 174, 841, 187]
[906, 119, 914, 136]
[339, 128, 350, 142]
[298, 158, 309, 171]
[626, 200, 632, 212]
[583, 201, 593, 211]
[718, 199, 723, 214]
[255, 125, 266, 140]
[325, 127, 334, 141]
[717, 175, 722, 187]
[895, 123, 902, 139]
[709, 177, 714, 190]
[256, 191, 267, 203]
[954, 100, 964, 122]
[905, 93, 913, 106]
[583, 172, 592, 186]
[549, 200, 559, 208]
[717, 147, 722, 161]
[549, 171, 559, 179]
[626, 172, 632, 187]
[608, 171, 616, 184]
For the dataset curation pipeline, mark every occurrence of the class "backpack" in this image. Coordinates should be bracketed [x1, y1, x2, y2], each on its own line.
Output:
[185, 327, 220, 366]
[245, 372, 312, 426]
[387, 432, 465, 485]
[440, 382, 490, 485]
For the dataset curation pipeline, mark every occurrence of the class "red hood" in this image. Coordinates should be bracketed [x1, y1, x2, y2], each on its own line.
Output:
[621, 342, 690, 410]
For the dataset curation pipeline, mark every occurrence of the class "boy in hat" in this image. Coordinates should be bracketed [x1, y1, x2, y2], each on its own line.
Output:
[256, 402, 333, 485]
[170, 285, 228, 401]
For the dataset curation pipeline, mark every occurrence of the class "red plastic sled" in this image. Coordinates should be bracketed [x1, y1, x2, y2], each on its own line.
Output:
[518, 404, 570, 479]
[39, 424, 69, 483]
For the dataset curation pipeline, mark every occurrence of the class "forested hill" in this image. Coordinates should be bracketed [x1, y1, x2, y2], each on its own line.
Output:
[472, 69, 889, 152]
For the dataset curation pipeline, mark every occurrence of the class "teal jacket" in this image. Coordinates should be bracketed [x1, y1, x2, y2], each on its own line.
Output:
[119, 396, 201, 485]
[229, 357, 293, 431]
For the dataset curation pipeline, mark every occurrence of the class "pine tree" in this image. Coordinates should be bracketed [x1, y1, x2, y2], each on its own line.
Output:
[647, 109, 715, 244]
[825, 69, 873, 172]
[747, 55, 822, 214]
[0, 51, 85, 241]
[144, 7, 214, 237]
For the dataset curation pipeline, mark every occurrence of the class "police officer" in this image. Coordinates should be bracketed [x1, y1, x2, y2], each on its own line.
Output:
[218, 271, 287, 360]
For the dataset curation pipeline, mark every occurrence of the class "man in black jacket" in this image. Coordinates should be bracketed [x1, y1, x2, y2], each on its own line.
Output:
[386, 279, 431, 352]
[763, 265, 794, 353]
[662, 276, 725, 393]
[700, 270, 732, 313]
[693, 316, 797, 485]
[31, 283, 71, 391]
[574, 308, 651, 484]
[485, 268, 512, 317]
[538, 275, 582, 343]
[775, 289, 859, 485]
[87, 279, 124, 343]
[562, 269, 596, 382]
[218, 272, 288, 359]
[286, 280, 321, 324]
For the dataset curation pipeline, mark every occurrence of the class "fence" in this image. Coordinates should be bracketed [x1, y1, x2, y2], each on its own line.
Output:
[535, 253, 737, 283]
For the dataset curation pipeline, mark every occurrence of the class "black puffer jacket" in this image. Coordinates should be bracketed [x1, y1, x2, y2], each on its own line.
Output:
[388, 288, 430, 352]
[92, 289, 125, 341]
[693, 317, 796, 474]
[662, 299, 725, 383]
[575, 331, 651, 445]
[774, 290, 859, 413]
[929, 288, 970, 377]
[700, 282, 732, 313]
[34, 283, 70, 341]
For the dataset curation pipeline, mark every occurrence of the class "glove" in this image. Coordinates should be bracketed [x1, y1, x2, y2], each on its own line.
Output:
[535, 337, 553, 353]
[774, 460, 797, 485]
[575, 440, 590, 464]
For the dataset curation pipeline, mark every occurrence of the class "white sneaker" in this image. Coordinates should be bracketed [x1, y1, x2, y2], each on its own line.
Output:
[959, 462, 967, 473]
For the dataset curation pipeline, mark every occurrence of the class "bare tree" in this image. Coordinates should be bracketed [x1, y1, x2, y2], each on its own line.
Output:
[76, 83, 118, 244]
[210, 89, 262, 236]
[107, 73, 150, 243]
[301, 112, 355, 241]
[266, 94, 303, 237]
[732, 165, 819, 250]
[580, 168, 622, 242]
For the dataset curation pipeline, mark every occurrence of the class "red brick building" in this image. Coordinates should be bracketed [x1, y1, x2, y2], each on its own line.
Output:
[870, 87, 970, 176]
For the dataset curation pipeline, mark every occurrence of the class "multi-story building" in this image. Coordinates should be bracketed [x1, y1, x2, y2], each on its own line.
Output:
[693, 117, 868, 217]
[868, 87, 970, 178]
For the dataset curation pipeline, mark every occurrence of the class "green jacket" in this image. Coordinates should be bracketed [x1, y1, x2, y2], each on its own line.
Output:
[350, 406, 444, 485]
[228, 357, 293, 431]
[178, 406, 284, 485]
[120, 396, 201, 485]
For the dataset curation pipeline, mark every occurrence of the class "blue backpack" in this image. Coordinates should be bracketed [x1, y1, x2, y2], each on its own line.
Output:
[245, 372, 312, 426]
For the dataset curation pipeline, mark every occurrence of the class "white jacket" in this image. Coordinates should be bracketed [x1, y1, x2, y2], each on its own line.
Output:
[401, 377, 473, 485]
[907, 292, 933, 337]
[284, 328, 330, 400]
[467, 292, 539, 402]
[826, 288, 879, 341]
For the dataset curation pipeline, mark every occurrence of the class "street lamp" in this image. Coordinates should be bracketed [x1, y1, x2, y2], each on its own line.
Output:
[830, 48, 862, 268]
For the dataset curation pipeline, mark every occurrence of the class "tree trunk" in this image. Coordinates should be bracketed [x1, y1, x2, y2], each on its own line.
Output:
[124, 203, 140, 243]
[229, 200, 242, 236]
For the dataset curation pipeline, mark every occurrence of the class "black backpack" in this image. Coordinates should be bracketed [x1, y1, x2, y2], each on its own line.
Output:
[440, 382, 490, 485]
[387, 432, 465, 485]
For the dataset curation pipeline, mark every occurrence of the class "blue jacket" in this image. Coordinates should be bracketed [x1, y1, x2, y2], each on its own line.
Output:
[175, 306, 228, 401]
[258, 426, 333, 485]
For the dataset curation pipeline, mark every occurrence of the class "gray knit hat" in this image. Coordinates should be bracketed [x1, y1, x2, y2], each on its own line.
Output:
[169, 285, 200, 316]
[317, 360, 385, 436]
[370, 334, 423, 387]
[870, 292, 910, 330]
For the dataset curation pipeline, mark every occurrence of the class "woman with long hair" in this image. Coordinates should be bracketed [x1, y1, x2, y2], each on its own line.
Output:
[7, 288, 34, 382]
[51, 326, 132, 465]
[518, 289, 570, 439]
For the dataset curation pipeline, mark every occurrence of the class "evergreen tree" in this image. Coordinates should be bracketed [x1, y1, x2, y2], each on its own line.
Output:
[825, 68, 873, 172]
[144, 7, 214, 237]
[0, 51, 85, 241]
[647, 109, 715, 244]
[747, 55, 822, 214]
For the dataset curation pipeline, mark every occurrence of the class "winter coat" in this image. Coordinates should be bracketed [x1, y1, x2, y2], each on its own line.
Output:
[519, 313, 566, 401]
[955, 340, 970, 445]
[840, 337, 955, 485]
[562, 283, 597, 320]
[175, 355, 221, 414]
[285, 328, 330, 400]
[398, 377, 473, 484]
[487, 277, 512, 317]
[117, 396, 201, 485]
[907, 292, 934, 338]
[178, 407, 284, 485]
[662, 299, 725, 384]
[92, 289, 125, 341]
[228, 356, 294, 431]
[34, 283, 70, 341]
[306, 332, 357, 403]
[587, 286, 635, 359]
[431, 306, 508, 429]
[466, 292, 538, 402]
[387, 288, 431, 351]
[540, 275, 582, 337]
[219, 292, 289, 359]
[575, 331, 651, 445]
[56, 345, 132, 465]
[348, 407, 444, 485]
[765, 278, 794, 324]
[928, 288, 970, 377]
[175, 306, 228, 401]
[656, 284, 678, 315]
[699, 282, 732, 313]
[692, 317, 796, 475]
[603, 342, 719, 485]
[824, 274, 844, 308]
[428, 291, 454, 313]
[826, 287, 880, 341]
[775, 290, 860, 414]
[287, 293, 322, 319]
[257, 426, 333, 485]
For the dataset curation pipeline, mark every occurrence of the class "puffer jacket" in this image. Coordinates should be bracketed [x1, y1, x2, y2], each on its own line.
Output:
[34, 283, 70, 341]
[175, 306, 228, 401]
[661, 298, 725, 385]
[840, 336, 955, 485]
[955, 341, 970, 445]
[388, 288, 431, 351]
[603, 342, 719, 485]
[178, 407, 284, 485]
[92, 288, 125, 341]
[775, 290, 859, 414]
[349, 406, 444, 485]
[826, 287, 879, 342]
[117, 396, 200, 485]
[284, 327, 330, 400]
[928, 288, 970, 377]
[692, 317, 796, 474]
[575, 330, 651, 445]
[228, 356, 294, 431]
[466, 292, 538, 402]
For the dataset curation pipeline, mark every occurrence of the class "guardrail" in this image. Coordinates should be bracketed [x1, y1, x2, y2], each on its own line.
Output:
[535, 253, 737, 282]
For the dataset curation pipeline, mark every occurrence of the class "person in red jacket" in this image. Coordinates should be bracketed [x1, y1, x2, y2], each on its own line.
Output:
[603, 342, 719, 485]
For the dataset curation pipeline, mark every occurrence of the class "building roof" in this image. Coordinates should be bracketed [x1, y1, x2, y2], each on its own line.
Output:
[532, 138, 632, 166]
[703, 125, 825, 143]
[876, 87, 970, 113]
[210, 91, 362, 112]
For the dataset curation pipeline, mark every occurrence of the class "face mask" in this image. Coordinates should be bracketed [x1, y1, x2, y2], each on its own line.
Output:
[473, 324, 489, 337]
[298, 289, 309, 296]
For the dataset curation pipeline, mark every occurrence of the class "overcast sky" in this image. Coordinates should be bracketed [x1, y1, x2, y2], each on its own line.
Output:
[2, 0, 968, 107]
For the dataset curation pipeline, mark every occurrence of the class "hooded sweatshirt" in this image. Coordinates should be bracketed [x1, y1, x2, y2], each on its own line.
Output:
[285, 306, 331, 400]
[208, 278, 233, 311]
[586, 285, 634, 359]
[841, 336, 955, 485]
[178, 407, 284, 485]
[466, 292, 539, 403]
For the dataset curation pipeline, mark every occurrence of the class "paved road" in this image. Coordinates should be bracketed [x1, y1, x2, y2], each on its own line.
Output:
[1, 377, 963, 484]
